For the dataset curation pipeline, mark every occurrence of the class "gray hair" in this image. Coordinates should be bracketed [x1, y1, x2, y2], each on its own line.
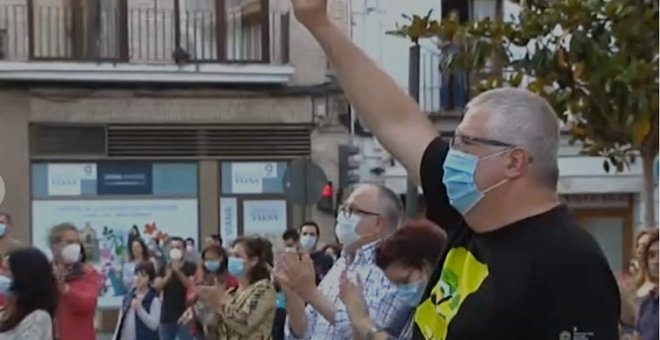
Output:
[374, 184, 403, 232]
[467, 88, 560, 188]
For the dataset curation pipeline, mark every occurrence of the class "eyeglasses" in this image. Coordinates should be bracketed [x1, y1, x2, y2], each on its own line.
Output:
[338, 204, 380, 218]
[450, 133, 516, 149]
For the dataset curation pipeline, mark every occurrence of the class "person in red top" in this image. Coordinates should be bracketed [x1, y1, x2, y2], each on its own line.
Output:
[49, 223, 102, 340]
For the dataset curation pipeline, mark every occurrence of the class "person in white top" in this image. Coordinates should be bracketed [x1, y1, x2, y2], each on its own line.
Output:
[113, 261, 161, 340]
[0, 247, 58, 340]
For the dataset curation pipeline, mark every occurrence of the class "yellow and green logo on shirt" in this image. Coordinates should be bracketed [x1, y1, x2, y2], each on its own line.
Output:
[413, 247, 490, 339]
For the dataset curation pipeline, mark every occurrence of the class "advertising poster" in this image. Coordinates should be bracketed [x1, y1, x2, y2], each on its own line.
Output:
[31, 199, 198, 309]
[231, 162, 278, 194]
[242, 200, 287, 240]
[219, 197, 238, 248]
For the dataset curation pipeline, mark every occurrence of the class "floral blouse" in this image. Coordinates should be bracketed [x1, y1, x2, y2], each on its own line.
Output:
[208, 279, 276, 340]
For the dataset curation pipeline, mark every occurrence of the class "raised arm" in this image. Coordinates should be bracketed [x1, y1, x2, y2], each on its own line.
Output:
[291, 0, 438, 184]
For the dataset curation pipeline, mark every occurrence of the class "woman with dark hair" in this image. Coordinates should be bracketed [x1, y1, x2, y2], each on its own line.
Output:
[179, 244, 238, 339]
[338, 219, 447, 339]
[123, 238, 150, 289]
[196, 236, 276, 339]
[0, 247, 58, 339]
[113, 261, 161, 340]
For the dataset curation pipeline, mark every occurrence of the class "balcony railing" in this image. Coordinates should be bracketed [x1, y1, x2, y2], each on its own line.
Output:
[0, 0, 289, 65]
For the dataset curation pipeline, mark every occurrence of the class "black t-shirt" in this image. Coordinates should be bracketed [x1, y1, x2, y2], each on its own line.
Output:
[309, 251, 334, 285]
[159, 261, 197, 323]
[412, 137, 620, 340]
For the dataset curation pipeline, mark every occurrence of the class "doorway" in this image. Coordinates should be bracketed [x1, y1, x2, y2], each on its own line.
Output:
[574, 207, 633, 274]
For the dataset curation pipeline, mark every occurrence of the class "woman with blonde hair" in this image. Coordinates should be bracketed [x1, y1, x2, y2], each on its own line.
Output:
[48, 223, 102, 340]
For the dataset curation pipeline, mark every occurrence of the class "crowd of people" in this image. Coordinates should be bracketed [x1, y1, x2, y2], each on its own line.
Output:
[0, 0, 657, 339]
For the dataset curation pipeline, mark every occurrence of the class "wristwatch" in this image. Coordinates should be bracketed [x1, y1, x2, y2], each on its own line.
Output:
[365, 326, 386, 340]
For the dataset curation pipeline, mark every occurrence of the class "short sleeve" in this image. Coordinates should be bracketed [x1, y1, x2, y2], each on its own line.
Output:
[420, 136, 463, 233]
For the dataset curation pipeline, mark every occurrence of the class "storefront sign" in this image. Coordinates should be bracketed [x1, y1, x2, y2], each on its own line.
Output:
[231, 162, 277, 194]
[31, 199, 198, 309]
[47, 163, 96, 196]
[242, 200, 287, 237]
[220, 197, 238, 247]
[97, 162, 152, 195]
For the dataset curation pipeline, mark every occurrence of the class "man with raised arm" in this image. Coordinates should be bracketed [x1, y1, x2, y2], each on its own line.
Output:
[287, 0, 620, 339]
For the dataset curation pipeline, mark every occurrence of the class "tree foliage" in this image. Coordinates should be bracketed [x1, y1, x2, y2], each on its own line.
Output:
[394, 0, 659, 224]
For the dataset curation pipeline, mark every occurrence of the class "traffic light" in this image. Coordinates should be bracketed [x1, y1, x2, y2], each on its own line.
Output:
[338, 144, 361, 188]
[317, 181, 334, 213]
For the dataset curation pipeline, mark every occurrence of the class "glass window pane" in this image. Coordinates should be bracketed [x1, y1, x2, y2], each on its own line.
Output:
[584, 217, 625, 273]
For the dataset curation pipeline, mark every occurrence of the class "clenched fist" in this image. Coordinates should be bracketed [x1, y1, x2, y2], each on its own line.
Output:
[290, 0, 329, 29]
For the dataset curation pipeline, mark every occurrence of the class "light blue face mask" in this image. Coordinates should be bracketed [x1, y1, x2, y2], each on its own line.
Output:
[204, 260, 222, 273]
[227, 256, 245, 277]
[0, 224, 6, 238]
[0, 275, 12, 296]
[300, 235, 317, 251]
[442, 148, 508, 215]
[396, 281, 425, 306]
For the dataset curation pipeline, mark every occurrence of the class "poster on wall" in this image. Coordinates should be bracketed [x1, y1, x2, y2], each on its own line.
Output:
[32, 199, 198, 309]
[47, 163, 97, 196]
[231, 162, 278, 194]
[220, 197, 238, 248]
[242, 200, 287, 242]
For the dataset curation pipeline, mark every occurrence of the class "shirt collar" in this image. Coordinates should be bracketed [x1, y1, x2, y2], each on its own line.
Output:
[346, 241, 380, 265]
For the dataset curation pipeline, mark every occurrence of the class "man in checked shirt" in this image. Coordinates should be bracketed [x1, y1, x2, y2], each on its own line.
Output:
[274, 184, 409, 340]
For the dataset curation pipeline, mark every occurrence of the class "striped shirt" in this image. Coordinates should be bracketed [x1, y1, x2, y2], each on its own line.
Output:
[285, 241, 408, 340]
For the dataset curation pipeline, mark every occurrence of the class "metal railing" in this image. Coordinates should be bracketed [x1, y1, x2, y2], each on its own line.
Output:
[0, 0, 289, 64]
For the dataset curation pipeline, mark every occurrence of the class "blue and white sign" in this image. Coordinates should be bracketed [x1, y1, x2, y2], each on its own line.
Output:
[31, 198, 198, 309]
[97, 162, 152, 195]
[220, 197, 238, 247]
[230, 162, 278, 194]
[47, 163, 97, 196]
[242, 200, 287, 238]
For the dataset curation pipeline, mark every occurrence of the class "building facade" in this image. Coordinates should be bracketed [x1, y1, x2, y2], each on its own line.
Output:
[0, 0, 354, 271]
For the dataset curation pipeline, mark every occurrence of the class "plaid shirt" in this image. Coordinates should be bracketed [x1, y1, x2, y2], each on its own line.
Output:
[285, 241, 408, 340]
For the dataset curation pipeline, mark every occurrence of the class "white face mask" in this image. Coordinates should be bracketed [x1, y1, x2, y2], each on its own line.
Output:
[61, 243, 81, 264]
[335, 214, 362, 248]
[186, 245, 194, 253]
[169, 248, 183, 261]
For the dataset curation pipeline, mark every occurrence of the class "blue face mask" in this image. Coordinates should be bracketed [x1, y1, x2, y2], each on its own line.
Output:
[204, 260, 222, 273]
[0, 276, 12, 296]
[396, 281, 425, 306]
[0, 224, 6, 238]
[442, 148, 508, 215]
[227, 256, 245, 277]
[300, 235, 317, 251]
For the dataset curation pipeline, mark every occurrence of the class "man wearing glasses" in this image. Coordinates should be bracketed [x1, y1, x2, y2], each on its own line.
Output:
[276, 184, 410, 339]
[284, 0, 620, 339]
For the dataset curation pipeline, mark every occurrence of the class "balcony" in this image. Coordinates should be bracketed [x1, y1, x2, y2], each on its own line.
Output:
[0, 0, 293, 84]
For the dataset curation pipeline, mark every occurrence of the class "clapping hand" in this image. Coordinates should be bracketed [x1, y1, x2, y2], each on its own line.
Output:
[196, 285, 225, 309]
[273, 251, 317, 301]
[178, 307, 193, 325]
[338, 270, 369, 322]
[131, 297, 142, 310]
